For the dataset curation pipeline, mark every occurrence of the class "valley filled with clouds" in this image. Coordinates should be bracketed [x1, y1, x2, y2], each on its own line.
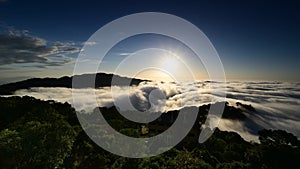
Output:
[11, 81, 300, 142]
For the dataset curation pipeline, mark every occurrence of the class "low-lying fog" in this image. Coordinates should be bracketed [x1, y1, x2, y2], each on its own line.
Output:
[10, 81, 300, 142]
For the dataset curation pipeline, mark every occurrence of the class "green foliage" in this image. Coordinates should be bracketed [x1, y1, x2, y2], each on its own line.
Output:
[0, 96, 299, 169]
[258, 129, 300, 147]
[0, 96, 78, 169]
[258, 129, 300, 169]
[18, 120, 76, 169]
[0, 129, 22, 168]
[119, 128, 140, 137]
[217, 161, 251, 169]
[174, 149, 214, 169]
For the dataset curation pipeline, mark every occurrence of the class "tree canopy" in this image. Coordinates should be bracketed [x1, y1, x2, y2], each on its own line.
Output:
[0, 96, 299, 169]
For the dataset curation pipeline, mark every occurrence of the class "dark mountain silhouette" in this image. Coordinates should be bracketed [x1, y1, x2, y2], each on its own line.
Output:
[236, 102, 256, 112]
[0, 73, 146, 95]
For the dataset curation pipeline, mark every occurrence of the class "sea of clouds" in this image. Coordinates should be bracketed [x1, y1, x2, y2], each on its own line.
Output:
[11, 81, 300, 142]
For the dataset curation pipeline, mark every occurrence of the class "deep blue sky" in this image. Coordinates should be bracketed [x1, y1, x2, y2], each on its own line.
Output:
[0, 0, 299, 82]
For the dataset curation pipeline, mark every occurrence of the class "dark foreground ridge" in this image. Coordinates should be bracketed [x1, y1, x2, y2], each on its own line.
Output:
[0, 96, 299, 169]
[0, 73, 146, 95]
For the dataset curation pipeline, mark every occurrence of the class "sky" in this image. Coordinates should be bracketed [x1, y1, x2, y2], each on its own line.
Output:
[0, 0, 299, 84]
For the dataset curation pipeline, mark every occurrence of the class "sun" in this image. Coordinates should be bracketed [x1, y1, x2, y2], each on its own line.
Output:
[161, 51, 181, 72]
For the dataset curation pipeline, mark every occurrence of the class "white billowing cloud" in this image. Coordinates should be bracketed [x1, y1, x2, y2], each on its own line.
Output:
[11, 81, 300, 142]
[218, 119, 260, 142]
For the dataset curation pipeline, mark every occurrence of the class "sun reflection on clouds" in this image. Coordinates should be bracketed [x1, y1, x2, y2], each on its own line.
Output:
[135, 69, 176, 82]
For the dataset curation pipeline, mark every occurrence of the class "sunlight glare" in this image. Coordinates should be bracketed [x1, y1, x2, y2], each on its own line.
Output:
[161, 51, 181, 72]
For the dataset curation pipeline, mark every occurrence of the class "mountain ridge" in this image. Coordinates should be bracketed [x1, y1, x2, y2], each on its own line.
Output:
[0, 73, 147, 95]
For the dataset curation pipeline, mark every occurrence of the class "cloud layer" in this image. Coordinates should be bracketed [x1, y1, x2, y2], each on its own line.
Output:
[0, 23, 80, 68]
[0, 34, 79, 67]
[11, 81, 300, 142]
